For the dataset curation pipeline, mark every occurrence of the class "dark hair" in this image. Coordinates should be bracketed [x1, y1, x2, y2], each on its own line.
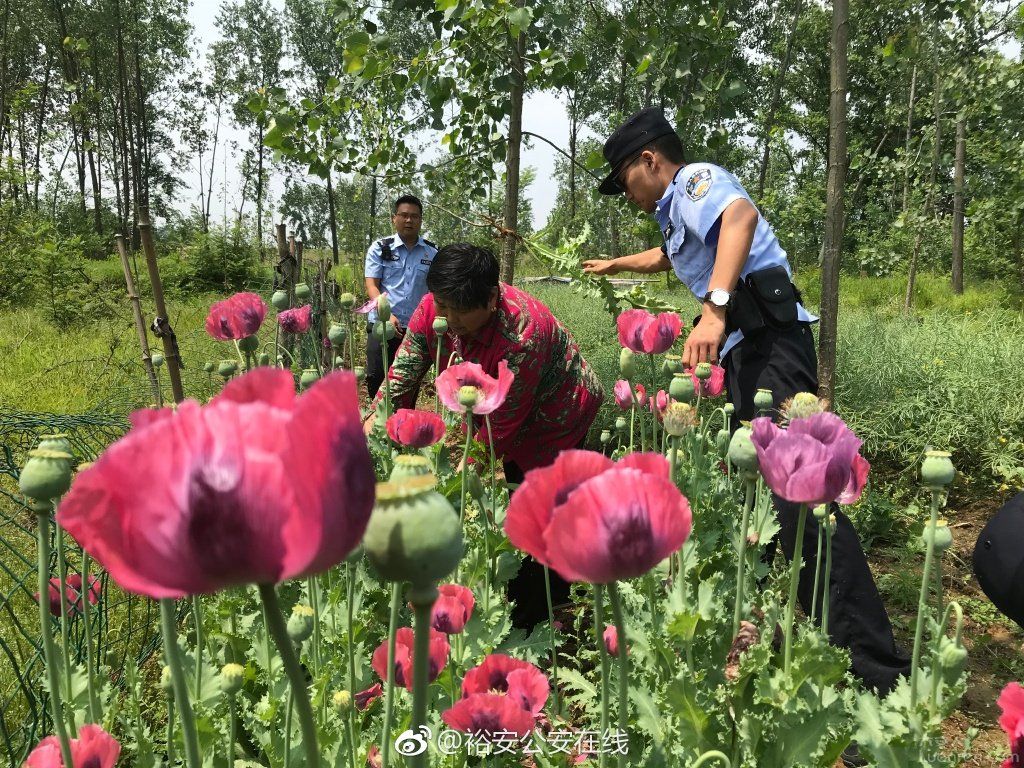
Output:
[641, 132, 685, 164]
[393, 194, 423, 214]
[426, 243, 499, 309]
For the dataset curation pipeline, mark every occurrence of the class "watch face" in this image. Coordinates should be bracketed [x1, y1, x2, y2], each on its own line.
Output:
[710, 289, 730, 306]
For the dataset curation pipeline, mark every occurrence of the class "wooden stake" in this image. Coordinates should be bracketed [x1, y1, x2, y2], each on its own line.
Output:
[138, 207, 185, 403]
[115, 233, 161, 404]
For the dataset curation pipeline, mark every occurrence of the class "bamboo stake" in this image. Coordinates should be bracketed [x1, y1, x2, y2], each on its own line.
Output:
[138, 207, 185, 403]
[115, 233, 161, 404]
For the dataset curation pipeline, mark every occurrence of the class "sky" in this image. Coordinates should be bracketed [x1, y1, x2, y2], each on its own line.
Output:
[185, 0, 597, 231]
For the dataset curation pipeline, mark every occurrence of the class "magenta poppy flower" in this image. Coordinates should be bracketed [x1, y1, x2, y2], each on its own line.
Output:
[838, 453, 870, 505]
[56, 368, 374, 598]
[688, 365, 726, 397]
[355, 683, 383, 711]
[431, 584, 475, 634]
[205, 292, 267, 341]
[26, 723, 120, 768]
[462, 653, 549, 716]
[371, 626, 450, 690]
[613, 380, 632, 410]
[386, 409, 446, 448]
[278, 304, 312, 333]
[504, 450, 691, 584]
[442, 693, 536, 739]
[367, 745, 382, 768]
[1000, 682, 1024, 768]
[39, 573, 102, 617]
[750, 412, 866, 507]
[616, 309, 682, 355]
[648, 390, 669, 419]
[603, 625, 622, 657]
[355, 294, 385, 315]
[436, 360, 513, 416]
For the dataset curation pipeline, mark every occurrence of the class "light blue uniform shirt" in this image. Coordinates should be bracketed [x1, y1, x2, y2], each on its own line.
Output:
[654, 162, 817, 360]
[364, 234, 437, 326]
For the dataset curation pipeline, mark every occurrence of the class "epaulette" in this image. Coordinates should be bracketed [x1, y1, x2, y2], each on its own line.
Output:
[424, 239, 437, 250]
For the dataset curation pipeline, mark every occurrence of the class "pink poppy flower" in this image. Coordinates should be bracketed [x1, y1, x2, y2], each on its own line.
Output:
[616, 309, 682, 355]
[431, 584, 475, 634]
[613, 380, 632, 410]
[205, 292, 267, 341]
[356, 294, 385, 315]
[687, 365, 726, 397]
[278, 304, 312, 333]
[750, 412, 866, 507]
[386, 409, 446, 448]
[838, 453, 870, 505]
[355, 683, 383, 711]
[36, 573, 102, 617]
[56, 368, 374, 598]
[603, 625, 621, 657]
[436, 360, 513, 416]
[462, 653, 549, 716]
[1000, 682, 1024, 768]
[371, 626, 450, 690]
[648, 390, 669, 419]
[367, 745, 382, 768]
[26, 723, 120, 768]
[442, 693, 536, 739]
[504, 450, 691, 584]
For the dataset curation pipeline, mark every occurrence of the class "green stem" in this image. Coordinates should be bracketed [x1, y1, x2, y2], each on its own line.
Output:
[380, 583, 402, 768]
[160, 598, 202, 768]
[227, 695, 236, 765]
[929, 601, 964, 714]
[628, 403, 636, 453]
[347, 312, 356, 372]
[669, 437, 679, 485]
[232, 339, 246, 367]
[284, 688, 294, 768]
[732, 480, 755, 638]
[434, 335, 443, 413]
[607, 582, 629, 768]
[309, 577, 322, 678]
[166, 696, 176, 765]
[647, 355, 659, 450]
[822, 519, 834, 633]
[783, 504, 808, 676]
[409, 584, 438, 768]
[382, 329, 392, 420]
[543, 567, 560, 716]
[257, 584, 320, 768]
[33, 502, 74, 768]
[910, 489, 942, 705]
[81, 550, 100, 723]
[810, 524, 824, 623]
[54, 523, 76, 737]
[595, 585, 609, 768]
[691, 751, 732, 768]
[192, 595, 204, 703]
[484, 414, 498, 609]
[346, 563, 358, 768]
[455, 413, 473, 584]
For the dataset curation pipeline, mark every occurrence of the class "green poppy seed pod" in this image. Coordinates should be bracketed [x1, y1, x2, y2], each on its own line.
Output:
[724, 403, 735, 416]
[363, 475, 464, 587]
[204, 361, 216, 374]
[615, 417, 627, 434]
[294, 282, 311, 301]
[384, 322, 397, 341]
[160, 665, 174, 693]
[715, 428, 731, 457]
[237, 334, 260, 353]
[600, 429, 612, 445]
[812, 504, 828, 520]
[727, 426, 759, 475]
[669, 373, 695, 403]
[661, 354, 683, 384]
[286, 605, 315, 644]
[922, 518, 953, 552]
[433, 316, 449, 334]
[220, 663, 245, 695]
[465, 470, 484, 501]
[354, 366, 366, 382]
[339, 292, 355, 310]
[19, 449, 73, 500]
[458, 386, 479, 409]
[389, 455, 435, 483]
[376, 294, 391, 323]
[937, 636, 968, 678]
[328, 322, 347, 347]
[258, 353, 271, 366]
[921, 450, 955, 489]
[372, 321, 387, 342]
[619, 347, 636, 380]
[332, 690, 352, 714]
[333, 355, 345, 367]
[151, 352, 165, 368]
[694, 361, 712, 380]
[271, 290, 290, 310]
[754, 388, 774, 413]
[38, 434, 72, 455]
[218, 360, 238, 379]
[663, 402, 697, 437]
[299, 368, 320, 390]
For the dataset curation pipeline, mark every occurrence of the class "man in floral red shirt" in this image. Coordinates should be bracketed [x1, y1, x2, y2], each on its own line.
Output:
[371, 242, 604, 626]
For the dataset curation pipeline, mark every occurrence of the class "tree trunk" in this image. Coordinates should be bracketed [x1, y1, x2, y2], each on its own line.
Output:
[368, 175, 377, 246]
[900, 63, 918, 213]
[326, 169, 339, 265]
[205, 104, 221, 232]
[817, 0, 849, 404]
[567, 94, 577, 222]
[905, 60, 943, 312]
[951, 117, 965, 294]
[33, 56, 52, 210]
[500, 22, 526, 286]
[256, 121, 265, 257]
[757, 0, 804, 200]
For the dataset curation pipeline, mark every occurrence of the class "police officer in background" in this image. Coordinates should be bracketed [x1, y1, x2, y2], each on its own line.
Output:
[584, 109, 908, 765]
[364, 195, 437, 399]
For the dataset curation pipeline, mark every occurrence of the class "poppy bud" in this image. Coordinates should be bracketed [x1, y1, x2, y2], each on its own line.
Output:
[615, 417, 627, 434]
[258, 353, 271, 366]
[218, 360, 238, 379]
[389, 455, 434, 483]
[287, 605, 315, 643]
[727, 426, 759, 475]
[151, 352, 165, 368]
[669, 373, 695, 403]
[220, 662, 245, 695]
[921, 450, 955, 489]
[922, 518, 953, 552]
[294, 282, 311, 301]
[661, 354, 683, 384]
[160, 665, 174, 693]
[339, 292, 356, 310]
[237, 335, 259, 353]
[600, 429, 612, 445]
[328, 323, 347, 347]
[364, 475, 464, 587]
[465, 471, 484, 501]
[937, 635, 968, 680]
[753, 389, 774, 413]
[663, 402, 697, 437]
[300, 368, 320, 390]
[271, 290, 290, 310]
[619, 347, 636, 380]
[204, 361, 216, 373]
[694, 362, 712, 380]
[724, 403, 735, 416]
[458, 386, 479, 409]
[715, 428, 730, 457]
[812, 504, 828, 520]
[19, 448, 73, 500]
[376, 294, 391, 323]
[433, 317, 448, 334]
[332, 690, 352, 714]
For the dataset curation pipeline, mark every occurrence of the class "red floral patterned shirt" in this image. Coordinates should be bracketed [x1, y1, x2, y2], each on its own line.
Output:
[373, 284, 604, 471]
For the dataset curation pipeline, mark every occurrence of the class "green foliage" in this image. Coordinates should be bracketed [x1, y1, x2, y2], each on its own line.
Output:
[175, 226, 262, 293]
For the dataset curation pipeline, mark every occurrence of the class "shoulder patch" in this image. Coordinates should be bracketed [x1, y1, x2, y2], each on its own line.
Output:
[685, 168, 713, 202]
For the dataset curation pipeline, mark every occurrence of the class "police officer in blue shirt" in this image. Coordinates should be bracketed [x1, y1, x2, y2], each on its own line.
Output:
[584, 108, 910, 739]
[364, 194, 437, 398]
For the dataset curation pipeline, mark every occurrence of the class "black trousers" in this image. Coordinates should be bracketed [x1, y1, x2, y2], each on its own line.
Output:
[725, 323, 911, 695]
[365, 328, 402, 400]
